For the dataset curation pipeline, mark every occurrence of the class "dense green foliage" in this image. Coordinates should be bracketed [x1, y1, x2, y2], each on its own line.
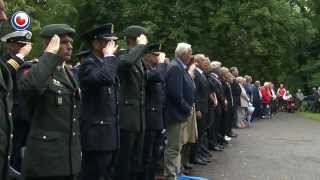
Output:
[2, 0, 320, 92]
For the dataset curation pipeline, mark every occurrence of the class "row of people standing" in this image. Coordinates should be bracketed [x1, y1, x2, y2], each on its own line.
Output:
[0, 15, 169, 180]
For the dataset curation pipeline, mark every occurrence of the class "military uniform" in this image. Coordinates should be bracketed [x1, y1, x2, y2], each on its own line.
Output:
[0, 60, 14, 180]
[0, 31, 32, 180]
[141, 44, 167, 180]
[115, 25, 147, 180]
[79, 23, 120, 180]
[19, 24, 81, 180]
[1, 30, 33, 172]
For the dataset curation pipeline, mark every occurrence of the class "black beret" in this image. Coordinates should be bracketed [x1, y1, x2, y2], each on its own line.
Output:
[81, 23, 118, 42]
[1, 30, 32, 43]
[40, 24, 76, 38]
[123, 25, 146, 38]
[144, 43, 161, 54]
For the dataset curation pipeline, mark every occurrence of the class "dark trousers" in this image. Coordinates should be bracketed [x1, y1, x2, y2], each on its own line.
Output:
[222, 105, 233, 137]
[209, 106, 222, 146]
[26, 176, 76, 180]
[253, 100, 261, 120]
[232, 105, 239, 128]
[190, 112, 208, 159]
[81, 151, 115, 180]
[115, 130, 144, 180]
[207, 107, 215, 146]
[197, 112, 208, 146]
[220, 109, 228, 137]
[11, 121, 30, 171]
[141, 130, 162, 180]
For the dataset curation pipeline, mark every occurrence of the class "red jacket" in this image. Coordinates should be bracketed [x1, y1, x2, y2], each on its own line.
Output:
[260, 86, 271, 104]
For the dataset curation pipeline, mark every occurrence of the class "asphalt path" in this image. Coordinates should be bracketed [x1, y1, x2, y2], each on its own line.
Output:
[192, 112, 320, 180]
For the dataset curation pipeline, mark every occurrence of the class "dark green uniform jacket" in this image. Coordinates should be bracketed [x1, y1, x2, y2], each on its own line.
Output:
[19, 52, 81, 177]
[117, 45, 146, 132]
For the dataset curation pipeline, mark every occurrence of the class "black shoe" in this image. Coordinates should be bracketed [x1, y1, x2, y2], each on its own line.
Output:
[206, 151, 213, 158]
[190, 157, 208, 165]
[183, 162, 193, 170]
[199, 155, 211, 163]
[212, 146, 223, 151]
[216, 144, 225, 149]
[227, 132, 238, 138]
[199, 151, 210, 158]
[200, 144, 210, 154]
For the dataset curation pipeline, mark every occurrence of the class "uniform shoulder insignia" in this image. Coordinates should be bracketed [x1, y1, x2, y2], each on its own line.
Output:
[7, 58, 21, 70]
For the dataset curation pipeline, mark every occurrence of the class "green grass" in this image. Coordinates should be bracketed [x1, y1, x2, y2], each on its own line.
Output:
[297, 112, 320, 122]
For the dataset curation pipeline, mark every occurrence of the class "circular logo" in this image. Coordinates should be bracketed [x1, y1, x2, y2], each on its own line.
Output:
[10, 11, 31, 31]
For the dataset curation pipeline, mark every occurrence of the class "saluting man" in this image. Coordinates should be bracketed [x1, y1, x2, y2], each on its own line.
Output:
[141, 43, 167, 180]
[79, 23, 120, 180]
[115, 25, 148, 180]
[1, 30, 33, 172]
[0, 1, 33, 179]
[19, 24, 81, 180]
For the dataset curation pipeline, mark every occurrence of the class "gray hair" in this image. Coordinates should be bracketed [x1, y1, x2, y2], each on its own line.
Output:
[210, 61, 222, 69]
[175, 43, 192, 58]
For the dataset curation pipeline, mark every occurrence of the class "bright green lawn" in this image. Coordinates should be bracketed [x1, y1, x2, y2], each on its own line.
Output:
[297, 112, 320, 122]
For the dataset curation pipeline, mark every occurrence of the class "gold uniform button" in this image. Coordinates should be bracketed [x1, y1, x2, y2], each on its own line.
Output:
[100, 121, 104, 124]
[42, 136, 47, 140]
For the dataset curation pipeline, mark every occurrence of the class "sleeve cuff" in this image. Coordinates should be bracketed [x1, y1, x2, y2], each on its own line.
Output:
[16, 53, 25, 60]
[104, 54, 115, 58]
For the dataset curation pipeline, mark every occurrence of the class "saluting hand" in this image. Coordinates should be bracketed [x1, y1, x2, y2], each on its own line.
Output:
[158, 52, 166, 64]
[45, 35, 60, 54]
[136, 34, 148, 45]
[103, 40, 118, 56]
[19, 42, 32, 57]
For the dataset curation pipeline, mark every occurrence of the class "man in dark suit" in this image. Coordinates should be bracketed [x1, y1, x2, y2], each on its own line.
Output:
[78, 23, 119, 180]
[164, 42, 195, 180]
[207, 61, 225, 151]
[115, 25, 148, 180]
[19, 24, 81, 180]
[140, 44, 167, 180]
[191, 54, 211, 164]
